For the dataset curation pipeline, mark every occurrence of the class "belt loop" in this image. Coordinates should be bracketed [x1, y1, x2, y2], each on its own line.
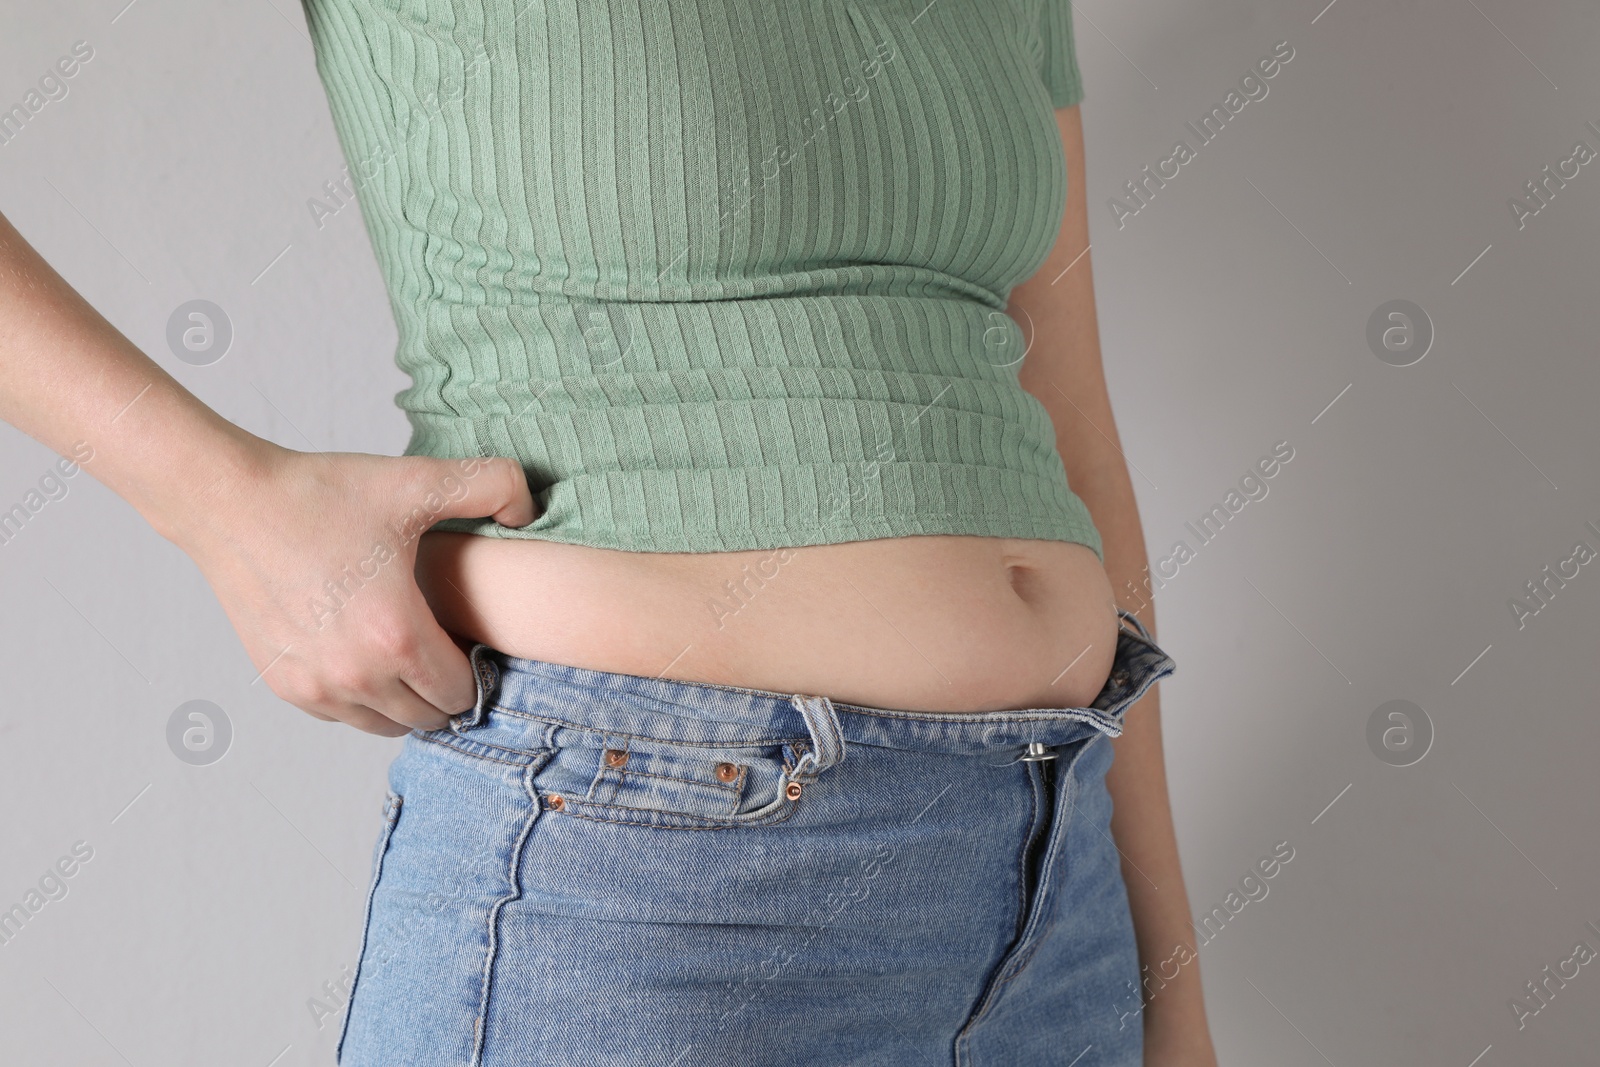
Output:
[788, 694, 845, 782]
[452, 643, 499, 733]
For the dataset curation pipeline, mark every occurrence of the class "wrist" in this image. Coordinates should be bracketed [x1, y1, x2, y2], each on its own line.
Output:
[141, 419, 282, 551]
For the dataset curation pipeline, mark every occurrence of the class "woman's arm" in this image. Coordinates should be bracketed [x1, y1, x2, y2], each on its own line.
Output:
[0, 210, 259, 537]
[1010, 105, 1219, 1065]
[0, 207, 535, 734]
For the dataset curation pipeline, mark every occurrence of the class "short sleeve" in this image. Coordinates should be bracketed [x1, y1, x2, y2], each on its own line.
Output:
[1038, 0, 1085, 108]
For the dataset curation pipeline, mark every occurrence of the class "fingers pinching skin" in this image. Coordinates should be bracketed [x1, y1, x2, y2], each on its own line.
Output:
[191, 447, 542, 740]
[427, 455, 538, 530]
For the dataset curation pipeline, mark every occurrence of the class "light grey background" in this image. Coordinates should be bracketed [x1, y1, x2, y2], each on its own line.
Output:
[2, 1, 1596, 1064]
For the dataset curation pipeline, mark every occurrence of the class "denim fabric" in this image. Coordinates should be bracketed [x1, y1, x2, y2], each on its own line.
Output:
[337, 609, 1176, 1067]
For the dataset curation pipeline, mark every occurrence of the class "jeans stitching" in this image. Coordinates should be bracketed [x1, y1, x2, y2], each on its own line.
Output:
[335, 792, 403, 1064]
[542, 791, 801, 831]
[465, 761, 545, 1067]
[502, 695, 1135, 727]
[412, 729, 544, 767]
[486, 704, 810, 747]
[490, 699, 1129, 736]
[1001, 749, 1084, 977]
[597, 766, 745, 794]
[954, 738, 1096, 1056]
[953, 761, 1044, 1063]
[551, 803, 801, 832]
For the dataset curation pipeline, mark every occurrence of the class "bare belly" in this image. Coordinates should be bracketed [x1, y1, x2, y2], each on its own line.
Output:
[414, 532, 1120, 713]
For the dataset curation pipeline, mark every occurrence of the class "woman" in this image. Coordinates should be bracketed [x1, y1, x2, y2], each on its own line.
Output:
[0, 0, 1216, 1063]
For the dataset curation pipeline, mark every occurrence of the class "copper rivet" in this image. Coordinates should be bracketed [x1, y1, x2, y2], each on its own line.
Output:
[785, 781, 803, 800]
[605, 748, 628, 768]
[715, 762, 739, 782]
[548, 794, 565, 810]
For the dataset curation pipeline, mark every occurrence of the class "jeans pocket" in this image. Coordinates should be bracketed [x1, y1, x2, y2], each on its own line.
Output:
[531, 728, 804, 830]
[336, 790, 403, 1064]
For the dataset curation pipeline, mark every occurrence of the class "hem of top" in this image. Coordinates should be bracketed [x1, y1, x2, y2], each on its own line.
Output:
[1049, 86, 1084, 109]
[427, 512, 1104, 561]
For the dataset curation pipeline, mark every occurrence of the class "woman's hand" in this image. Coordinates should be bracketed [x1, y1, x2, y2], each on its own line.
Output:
[0, 208, 534, 736]
[167, 441, 537, 736]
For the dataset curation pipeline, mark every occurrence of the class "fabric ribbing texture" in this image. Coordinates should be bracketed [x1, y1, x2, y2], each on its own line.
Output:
[300, 0, 1101, 560]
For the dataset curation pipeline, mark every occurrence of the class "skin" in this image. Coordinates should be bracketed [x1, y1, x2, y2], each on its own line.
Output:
[1011, 104, 1219, 1064]
[0, 100, 1214, 1063]
[0, 208, 533, 737]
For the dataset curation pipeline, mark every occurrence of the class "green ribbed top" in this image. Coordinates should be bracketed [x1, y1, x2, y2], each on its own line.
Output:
[301, 0, 1101, 559]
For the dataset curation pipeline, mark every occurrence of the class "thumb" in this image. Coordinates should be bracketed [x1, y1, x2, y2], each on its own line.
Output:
[416, 454, 539, 529]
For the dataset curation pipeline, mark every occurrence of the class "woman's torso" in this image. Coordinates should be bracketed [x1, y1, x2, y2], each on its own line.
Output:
[416, 532, 1119, 713]
[302, 0, 1116, 711]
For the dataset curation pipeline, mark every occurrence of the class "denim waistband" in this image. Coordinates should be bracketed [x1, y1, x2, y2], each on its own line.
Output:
[451, 608, 1176, 758]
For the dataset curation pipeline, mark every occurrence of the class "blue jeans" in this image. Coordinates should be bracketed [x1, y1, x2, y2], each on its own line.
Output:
[338, 609, 1176, 1066]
